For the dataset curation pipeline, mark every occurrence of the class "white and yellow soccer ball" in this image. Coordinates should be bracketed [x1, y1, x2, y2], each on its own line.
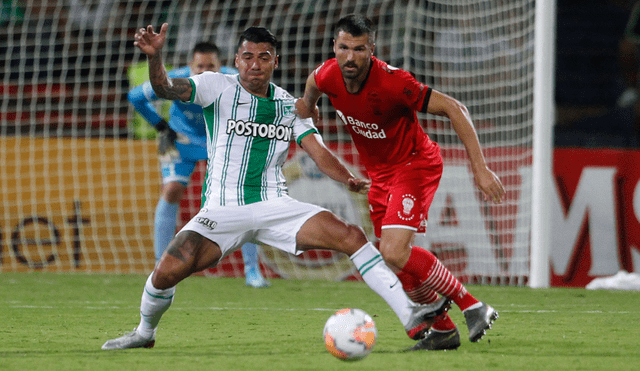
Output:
[323, 308, 377, 361]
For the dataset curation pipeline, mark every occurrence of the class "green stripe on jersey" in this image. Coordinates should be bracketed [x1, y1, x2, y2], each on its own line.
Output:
[201, 98, 221, 207]
[243, 96, 276, 204]
[219, 86, 243, 205]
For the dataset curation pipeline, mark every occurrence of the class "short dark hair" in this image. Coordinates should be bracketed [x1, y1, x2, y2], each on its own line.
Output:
[193, 41, 219, 55]
[334, 14, 376, 43]
[237, 27, 278, 51]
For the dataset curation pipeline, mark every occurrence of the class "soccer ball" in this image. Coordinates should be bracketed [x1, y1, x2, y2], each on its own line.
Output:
[323, 308, 377, 361]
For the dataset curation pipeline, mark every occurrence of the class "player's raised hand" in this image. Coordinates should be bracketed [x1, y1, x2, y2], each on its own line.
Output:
[474, 167, 505, 204]
[134, 23, 168, 57]
[347, 177, 371, 195]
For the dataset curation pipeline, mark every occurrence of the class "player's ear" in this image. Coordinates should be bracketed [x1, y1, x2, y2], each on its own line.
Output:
[332, 39, 336, 54]
[274, 54, 279, 69]
[234, 54, 239, 68]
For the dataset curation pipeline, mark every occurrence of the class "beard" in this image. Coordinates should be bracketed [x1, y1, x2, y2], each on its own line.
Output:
[340, 64, 362, 79]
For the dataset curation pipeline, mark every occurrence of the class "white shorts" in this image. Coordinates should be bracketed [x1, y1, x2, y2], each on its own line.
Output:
[178, 196, 327, 261]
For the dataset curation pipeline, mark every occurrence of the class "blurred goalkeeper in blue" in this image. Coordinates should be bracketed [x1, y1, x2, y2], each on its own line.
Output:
[127, 41, 270, 288]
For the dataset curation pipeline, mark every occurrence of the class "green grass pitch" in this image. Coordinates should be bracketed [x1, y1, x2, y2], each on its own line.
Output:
[1, 272, 638, 371]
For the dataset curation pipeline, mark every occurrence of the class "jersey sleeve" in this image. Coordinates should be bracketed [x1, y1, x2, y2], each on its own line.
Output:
[395, 69, 430, 112]
[292, 100, 319, 145]
[188, 71, 230, 107]
[293, 117, 319, 145]
[312, 61, 331, 93]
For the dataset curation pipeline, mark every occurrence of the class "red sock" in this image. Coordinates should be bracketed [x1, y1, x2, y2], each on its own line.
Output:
[401, 246, 478, 311]
[431, 314, 457, 332]
[396, 271, 438, 303]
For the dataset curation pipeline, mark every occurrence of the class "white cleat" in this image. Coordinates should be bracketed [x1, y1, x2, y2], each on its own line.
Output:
[101, 328, 155, 350]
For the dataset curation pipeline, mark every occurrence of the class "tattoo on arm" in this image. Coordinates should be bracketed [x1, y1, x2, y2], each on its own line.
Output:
[148, 54, 192, 101]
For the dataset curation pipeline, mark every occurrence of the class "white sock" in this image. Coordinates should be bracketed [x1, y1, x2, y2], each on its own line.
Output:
[350, 242, 415, 327]
[137, 273, 175, 338]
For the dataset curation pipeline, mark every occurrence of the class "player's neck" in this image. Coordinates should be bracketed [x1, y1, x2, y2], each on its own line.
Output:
[240, 79, 271, 98]
[343, 78, 363, 94]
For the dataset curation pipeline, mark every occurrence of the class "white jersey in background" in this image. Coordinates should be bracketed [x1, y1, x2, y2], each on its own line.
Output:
[188, 72, 318, 207]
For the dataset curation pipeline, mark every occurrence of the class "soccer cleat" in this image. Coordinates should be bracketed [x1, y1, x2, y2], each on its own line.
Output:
[405, 297, 451, 340]
[464, 302, 499, 342]
[245, 267, 271, 288]
[101, 328, 155, 350]
[409, 328, 461, 351]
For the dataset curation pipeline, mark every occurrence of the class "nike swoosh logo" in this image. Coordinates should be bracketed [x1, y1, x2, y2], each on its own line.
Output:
[390, 280, 400, 289]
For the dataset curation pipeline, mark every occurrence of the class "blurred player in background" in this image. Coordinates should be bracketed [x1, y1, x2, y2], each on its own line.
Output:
[102, 24, 450, 351]
[128, 41, 270, 288]
[296, 14, 505, 351]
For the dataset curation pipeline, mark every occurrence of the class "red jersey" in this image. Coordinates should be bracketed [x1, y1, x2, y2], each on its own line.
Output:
[313, 57, 441, 180]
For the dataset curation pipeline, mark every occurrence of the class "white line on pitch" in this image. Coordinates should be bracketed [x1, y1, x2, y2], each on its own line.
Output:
[4, 305, 638, 314]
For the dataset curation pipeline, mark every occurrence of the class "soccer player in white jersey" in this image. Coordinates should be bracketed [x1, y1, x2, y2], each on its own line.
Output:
[128, 41, 270, 288]
[101, 24, 450, 350]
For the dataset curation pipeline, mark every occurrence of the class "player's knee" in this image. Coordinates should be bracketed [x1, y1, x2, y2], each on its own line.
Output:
[152, 231, 207, 288]
[377, 242, 408, 270]
[340, 223, 369, 255]
[151, 265, 181, 289]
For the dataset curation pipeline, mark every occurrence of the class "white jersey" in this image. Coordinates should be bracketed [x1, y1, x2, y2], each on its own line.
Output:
[188, 72, 318, 206]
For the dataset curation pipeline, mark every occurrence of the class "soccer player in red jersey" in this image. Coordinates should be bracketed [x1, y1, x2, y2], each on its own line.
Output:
[296, 14, 505, 351]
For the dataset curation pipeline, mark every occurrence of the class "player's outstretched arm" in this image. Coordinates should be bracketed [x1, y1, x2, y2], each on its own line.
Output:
[426, 90, 505, 204]
[295, 73, 322, 122]
[127, 84, 164, 126]
[133, 23, 192, 102]
[299, 133, 371, 195]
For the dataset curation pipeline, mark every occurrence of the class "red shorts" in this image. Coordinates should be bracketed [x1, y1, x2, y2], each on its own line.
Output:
[367, 159, 443, 238]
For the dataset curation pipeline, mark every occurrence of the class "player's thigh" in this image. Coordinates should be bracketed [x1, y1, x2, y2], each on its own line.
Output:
[254, 197, 366, 255]
[296, 211, 368, 254]
[179, 205, 255, 261]
[153, 230, 222, 288]
[253, 197, 323, 253]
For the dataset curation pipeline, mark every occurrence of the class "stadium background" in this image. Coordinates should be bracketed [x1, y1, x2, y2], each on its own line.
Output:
[1, 0, 638, 288]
